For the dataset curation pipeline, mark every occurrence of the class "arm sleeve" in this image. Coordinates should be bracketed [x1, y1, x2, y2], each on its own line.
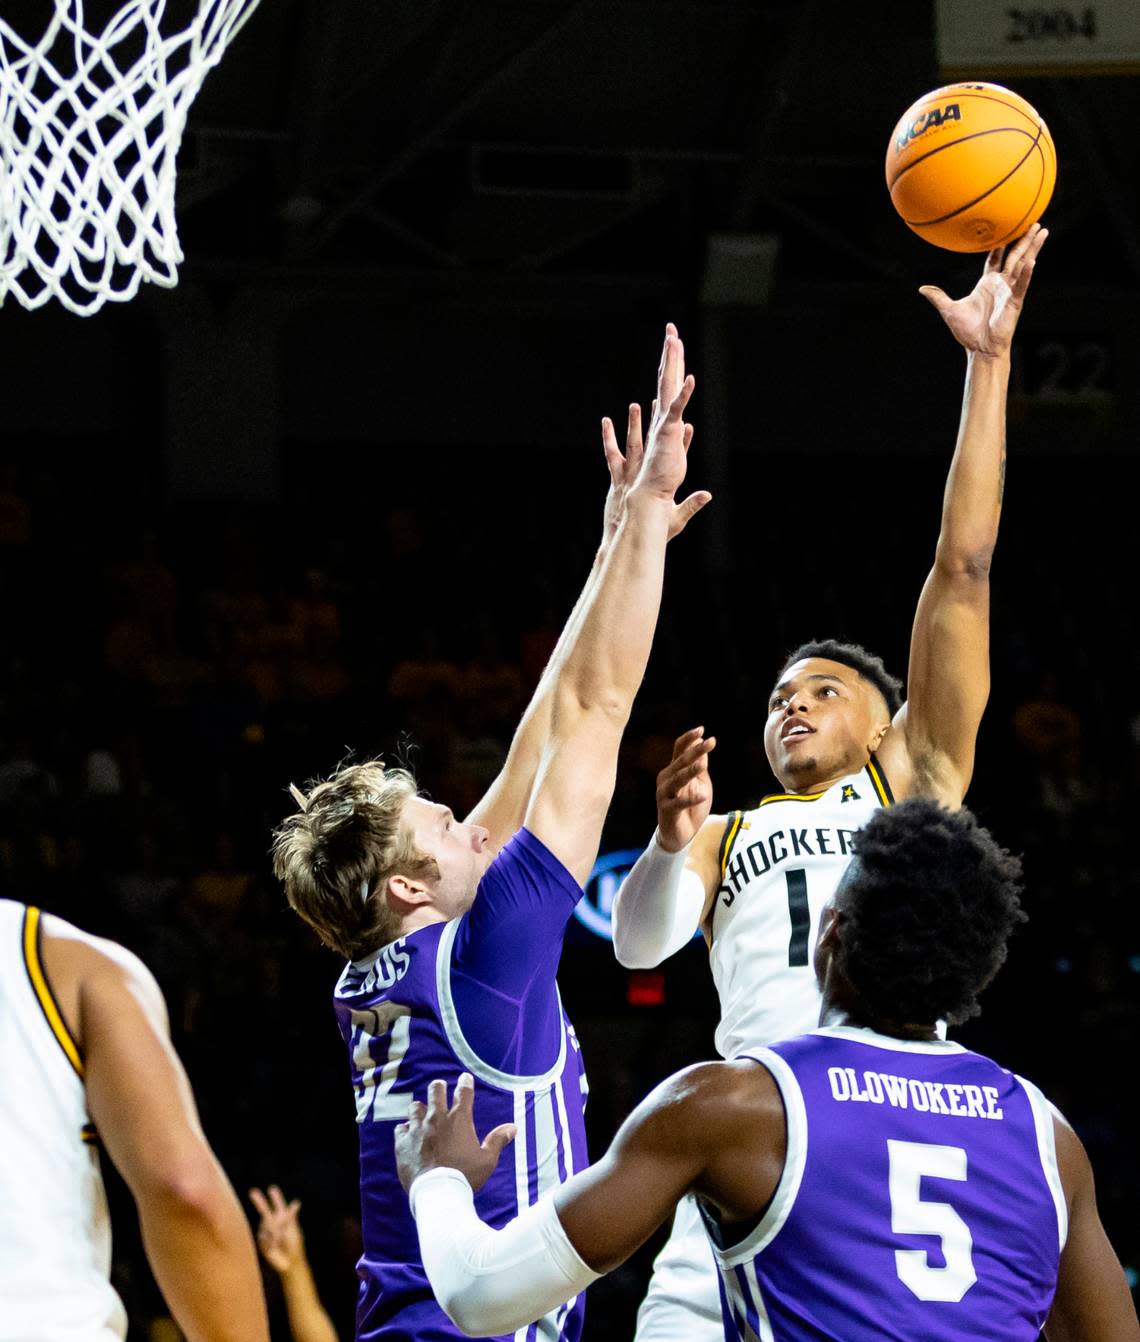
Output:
[409, 1168, 599, 1336]
[610, 831, 707, 969]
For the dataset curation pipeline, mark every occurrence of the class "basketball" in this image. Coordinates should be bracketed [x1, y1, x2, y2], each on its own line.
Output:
[885, 82, 1056, 253]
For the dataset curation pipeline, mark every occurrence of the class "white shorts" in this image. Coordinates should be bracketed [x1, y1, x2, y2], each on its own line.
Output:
[633, 1193, 724, 1342]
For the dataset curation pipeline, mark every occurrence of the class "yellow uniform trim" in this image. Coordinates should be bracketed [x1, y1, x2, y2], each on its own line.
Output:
[718, 812, 745, 881]
[866, 756, 893, 807]
[22, 907, 84, 1079]
[756, 788, 828, 806]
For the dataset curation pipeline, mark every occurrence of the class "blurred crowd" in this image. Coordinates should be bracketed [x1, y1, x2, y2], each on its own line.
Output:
[1, 455, 1136, 1338]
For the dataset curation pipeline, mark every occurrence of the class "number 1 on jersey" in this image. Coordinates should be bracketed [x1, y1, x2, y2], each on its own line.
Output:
[785, 868, 810, 966]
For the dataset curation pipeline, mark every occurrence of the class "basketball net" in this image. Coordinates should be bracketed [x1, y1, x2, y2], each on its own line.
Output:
[0, 1, 263, 316]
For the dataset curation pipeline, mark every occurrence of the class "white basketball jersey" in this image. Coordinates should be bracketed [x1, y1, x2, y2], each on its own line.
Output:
[0, 901, 127, 1342]
[710, 758, 892, 1058]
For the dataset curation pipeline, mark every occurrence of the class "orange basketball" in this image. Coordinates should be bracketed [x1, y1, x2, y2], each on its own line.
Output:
[885, 82, 1056, 253]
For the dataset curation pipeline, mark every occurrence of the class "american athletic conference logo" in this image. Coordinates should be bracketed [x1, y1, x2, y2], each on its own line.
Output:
[572, 848, 702, 943]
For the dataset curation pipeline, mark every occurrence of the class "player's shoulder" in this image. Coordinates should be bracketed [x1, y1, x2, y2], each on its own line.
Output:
[40, 912, 162, 1002]
[644, 1057, 783, 1141]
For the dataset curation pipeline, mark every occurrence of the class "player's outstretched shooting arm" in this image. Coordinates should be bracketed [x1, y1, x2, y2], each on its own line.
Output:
[877, 223, 1048, 806]
[613, 226, 1049, 970]
[465, 336, 709, 852]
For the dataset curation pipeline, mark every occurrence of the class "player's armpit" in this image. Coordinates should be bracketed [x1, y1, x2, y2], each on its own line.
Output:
[1044, 1114, 1140, 1342]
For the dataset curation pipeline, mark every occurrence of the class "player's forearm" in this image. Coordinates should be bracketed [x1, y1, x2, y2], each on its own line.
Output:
[410, 1168, 599, 1335]
[278, 1261, 339, 1342]
[137, 1166, 270, 1342]
[611, 834, 706, 968]
[553, 491, 671, 718]
[936, 351, 1010, 573]
[466, 546, 607, 835]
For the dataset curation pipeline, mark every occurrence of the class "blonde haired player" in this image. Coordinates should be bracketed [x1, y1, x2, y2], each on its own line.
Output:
[0, 901, 269, 1342]
[611, 225, 1048, 1340]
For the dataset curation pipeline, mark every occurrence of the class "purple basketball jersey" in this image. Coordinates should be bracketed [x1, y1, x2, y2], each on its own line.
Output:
[334, 830, 589, 1341]
[706, 1026, 1065, 1341]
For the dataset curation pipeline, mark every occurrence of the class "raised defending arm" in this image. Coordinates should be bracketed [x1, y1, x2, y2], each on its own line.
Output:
[524, 326, 709, 884]
[467, 403, 707, 850]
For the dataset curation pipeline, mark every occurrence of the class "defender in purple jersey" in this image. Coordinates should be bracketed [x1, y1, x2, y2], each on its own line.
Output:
[272, 325, 710, 1340]
[399, 801, 1140, 1342]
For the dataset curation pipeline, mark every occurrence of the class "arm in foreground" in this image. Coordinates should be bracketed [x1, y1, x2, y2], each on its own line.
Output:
[1044, 1111, 1140, 1342]
[76, 937, 270, 1342]
[397, 1063, 779, 1335]
[883, 225, 1047, 806]
[249, 1186, 339, 1342]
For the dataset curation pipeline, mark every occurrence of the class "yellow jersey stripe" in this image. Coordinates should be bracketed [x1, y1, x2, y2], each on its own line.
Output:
[718, 812, 744, 881]
[866, 756, 893, 807]
[22, 907, 84, 1079]
[757, 789, 828, 805]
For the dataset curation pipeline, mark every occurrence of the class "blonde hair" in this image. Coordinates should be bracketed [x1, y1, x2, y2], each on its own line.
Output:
[271, 760, 438, 960]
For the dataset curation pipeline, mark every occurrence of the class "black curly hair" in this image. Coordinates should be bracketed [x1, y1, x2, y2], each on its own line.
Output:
[779, 639, 904, 717]
[834, 800, 1026, 1027]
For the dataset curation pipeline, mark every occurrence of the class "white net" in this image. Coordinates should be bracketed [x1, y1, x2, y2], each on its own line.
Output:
[0, 1, 263, 316]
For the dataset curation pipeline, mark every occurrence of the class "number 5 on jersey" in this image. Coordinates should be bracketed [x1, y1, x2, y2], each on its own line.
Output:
[888, 1139, 977, 1302]
[350, 1003, 413, 1122]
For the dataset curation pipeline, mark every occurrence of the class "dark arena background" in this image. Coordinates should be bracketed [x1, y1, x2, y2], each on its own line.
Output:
[1, 2, 1138, 1338]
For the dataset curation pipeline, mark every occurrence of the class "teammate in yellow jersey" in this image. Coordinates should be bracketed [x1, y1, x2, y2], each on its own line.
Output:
[611, 223, 1049, 1341]
[0, 900, 269, 1342]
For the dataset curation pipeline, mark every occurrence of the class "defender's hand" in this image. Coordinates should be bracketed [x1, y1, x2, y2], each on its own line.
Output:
[396, 1073, 516, 1195]
[248, 1185, 305, 1276]
[656, 727, 716, 853]
[603, 405, 707, 542]
[630, 325, 711, 524]
[919, 222, 1048, 358]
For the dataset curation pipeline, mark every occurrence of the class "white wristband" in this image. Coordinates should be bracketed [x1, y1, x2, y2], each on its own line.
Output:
[410, 1168, 600, 1335]
[611, 829, 707, 969]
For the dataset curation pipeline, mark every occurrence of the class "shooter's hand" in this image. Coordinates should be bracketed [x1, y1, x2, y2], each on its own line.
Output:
[919, 222, 1047, 358]
[656, 727, 716, 853]
[396, 1073, 516, 1195]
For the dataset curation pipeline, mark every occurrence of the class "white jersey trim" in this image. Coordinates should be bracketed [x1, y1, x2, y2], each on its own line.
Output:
[709, 1048, 808, 1270]
[436, 918, 568, 1091]
[811, 1023, 961, 1054]
[1017, 1074, 1069, 1252]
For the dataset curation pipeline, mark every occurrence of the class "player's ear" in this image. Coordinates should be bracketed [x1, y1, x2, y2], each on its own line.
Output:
[867, 717, 890, 753]
[387, 874, 433, 909]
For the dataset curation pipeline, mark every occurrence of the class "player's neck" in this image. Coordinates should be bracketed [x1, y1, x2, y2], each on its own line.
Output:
[821, 1004, 940, 1043]
[776, 759, 864, 796]
[398, 905, 451, 939]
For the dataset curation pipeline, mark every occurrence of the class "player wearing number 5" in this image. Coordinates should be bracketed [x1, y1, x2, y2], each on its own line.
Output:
[399, 801, 1140, 1342]
[271, 326, 709, 1340]
[612, 227, 1049, 1341]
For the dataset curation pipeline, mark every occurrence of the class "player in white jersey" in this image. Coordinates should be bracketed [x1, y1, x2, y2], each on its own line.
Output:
[611, 224, 1049, 1339]
[0, 900, 269, 1342]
